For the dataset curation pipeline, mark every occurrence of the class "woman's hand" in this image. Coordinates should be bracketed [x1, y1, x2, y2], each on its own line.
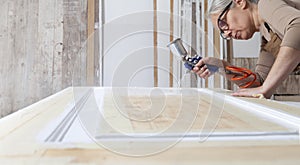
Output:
[192, 61, 211, 79]
[192, 57, 227, 79]
[231, 86, 271, 99]
[234, 46, 300, 99]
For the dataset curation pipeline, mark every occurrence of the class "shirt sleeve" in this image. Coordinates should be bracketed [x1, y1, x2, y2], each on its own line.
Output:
[282, 19, 300, 50]
[258, 0, 300, 51]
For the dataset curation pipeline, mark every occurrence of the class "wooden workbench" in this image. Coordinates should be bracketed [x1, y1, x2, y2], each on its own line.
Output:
[0, 87, 300, 164]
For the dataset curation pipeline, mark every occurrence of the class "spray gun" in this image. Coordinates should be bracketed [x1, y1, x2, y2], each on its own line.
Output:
[167, 38, 219, 73]
[167, 38, 260, 88]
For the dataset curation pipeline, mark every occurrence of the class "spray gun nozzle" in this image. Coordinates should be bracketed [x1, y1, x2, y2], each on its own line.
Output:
[167, 38, 219, 73]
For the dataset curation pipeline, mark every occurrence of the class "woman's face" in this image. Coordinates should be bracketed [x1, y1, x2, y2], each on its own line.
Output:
[211, 3, 256, 40]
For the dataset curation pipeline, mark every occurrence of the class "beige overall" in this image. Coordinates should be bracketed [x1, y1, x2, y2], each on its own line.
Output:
[263, 23, 300, 74]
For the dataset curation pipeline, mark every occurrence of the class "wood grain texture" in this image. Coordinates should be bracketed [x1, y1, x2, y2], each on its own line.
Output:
[213, 28, 221, 88]
[169, 0, 174, 87]
[153, 0, 158, 87]
[62, 0, 87, 87]
[40, 146, 300, 165]
[0, 0, 99, 118]
[179, 0, 198, 88]
[1, 87, 300, 164]
[203, 0, 208, 50]
[0, 0, 64, 117]
[190, 2, 197, 88]
[225, 40, 234, 90]
[100, 94, 291, 134]
[94, 0, 100, 86]
[87, 0, 95, 85]
[99, 0, 105, 86]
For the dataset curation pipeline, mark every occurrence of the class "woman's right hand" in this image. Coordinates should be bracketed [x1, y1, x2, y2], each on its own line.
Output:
[192, 59, 211, 79]
[192, 57, 226, 79]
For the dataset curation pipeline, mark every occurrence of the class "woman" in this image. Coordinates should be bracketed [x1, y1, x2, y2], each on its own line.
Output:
[193, 0, 300, 98]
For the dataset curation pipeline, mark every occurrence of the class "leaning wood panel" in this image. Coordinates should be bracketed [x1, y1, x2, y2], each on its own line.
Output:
[190, 2, 197, 88]
[52, 0, 64, 93]
[0, 0, 14, 117]
[99, 0, 105, 86]
[0, 0, 90, 118]
[0, 0, 64, 117]
[38, 0, 63, 95]
[203, 0, 208, 88]
[8, 0, 41, 117]
[213, 28, 221, 88]
[94, 0, 100, 86]
[179, 0, 197, 88]
[87, 0, 95, 85]
[10, 0, 27, 115]
[225, 40, 234, 90]
[62, 0, 88, 87]
[153, 0, 158, 87]
[169, 0, 174, 87]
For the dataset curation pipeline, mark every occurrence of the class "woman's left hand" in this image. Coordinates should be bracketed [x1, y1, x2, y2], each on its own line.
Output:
[231, 86, 270, 99]
[232, 47, 300, 99]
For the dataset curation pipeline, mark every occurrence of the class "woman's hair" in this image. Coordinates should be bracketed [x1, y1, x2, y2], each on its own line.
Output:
[208, 0, 258, 16]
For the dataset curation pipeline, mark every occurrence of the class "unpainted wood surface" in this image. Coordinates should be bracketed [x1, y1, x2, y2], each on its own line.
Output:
[99, 93, 292, 135]
[1, 87, 300, 164]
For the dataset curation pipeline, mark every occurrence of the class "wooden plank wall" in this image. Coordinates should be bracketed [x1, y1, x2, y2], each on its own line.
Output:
[169, 0, 174, 87]
[179, 0, 198, 88]
[0, 0, 98, 118]
[153, 0, 158, 87]
[213, 28, 221, 88]
[62, 0, 87, 86]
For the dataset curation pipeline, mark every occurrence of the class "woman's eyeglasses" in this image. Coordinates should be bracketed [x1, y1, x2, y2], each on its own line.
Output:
[218, 1, 233, 40]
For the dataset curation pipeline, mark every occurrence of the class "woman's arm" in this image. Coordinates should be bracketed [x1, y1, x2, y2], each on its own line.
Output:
[232, 46, 300, 98]
[193, 57, 262, 88]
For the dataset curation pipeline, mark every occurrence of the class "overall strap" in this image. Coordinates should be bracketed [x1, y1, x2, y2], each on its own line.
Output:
[264, 22, 300, 74]
[264, 22, 272, 33]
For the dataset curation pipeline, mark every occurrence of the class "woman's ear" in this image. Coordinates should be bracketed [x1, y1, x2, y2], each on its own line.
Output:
[233, 0, 247, 9]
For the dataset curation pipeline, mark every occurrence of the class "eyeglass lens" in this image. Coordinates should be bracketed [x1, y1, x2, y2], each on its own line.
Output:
[218, 1, 233, 39]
